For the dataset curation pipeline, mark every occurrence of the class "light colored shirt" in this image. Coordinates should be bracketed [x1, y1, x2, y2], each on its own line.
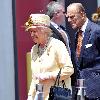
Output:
[81, 18, 89, 37]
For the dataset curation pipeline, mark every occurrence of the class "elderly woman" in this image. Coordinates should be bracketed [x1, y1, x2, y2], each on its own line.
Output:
[25, 14, 74, 100]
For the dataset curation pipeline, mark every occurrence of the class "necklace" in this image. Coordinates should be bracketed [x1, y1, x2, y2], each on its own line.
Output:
[32, 37, 53, 62]
[37, 37, 50, 57]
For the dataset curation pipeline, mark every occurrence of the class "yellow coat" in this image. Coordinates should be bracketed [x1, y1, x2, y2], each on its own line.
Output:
[27, 37, 74, 100]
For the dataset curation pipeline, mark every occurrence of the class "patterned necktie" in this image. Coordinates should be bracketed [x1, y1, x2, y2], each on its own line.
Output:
[76, 30, 83, 57]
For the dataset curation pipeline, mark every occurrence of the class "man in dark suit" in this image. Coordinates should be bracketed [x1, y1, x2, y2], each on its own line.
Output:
[66, 3, 100, 100]
[46, 1, 71, 56]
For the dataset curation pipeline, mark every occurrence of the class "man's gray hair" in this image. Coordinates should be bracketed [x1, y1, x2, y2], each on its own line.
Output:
[67, 3, 85, 13]
[46, 1, 64, 19]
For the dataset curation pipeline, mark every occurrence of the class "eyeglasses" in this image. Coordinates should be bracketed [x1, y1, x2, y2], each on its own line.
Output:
[65, 11, 84, 19]
[66, 15, 76, 19]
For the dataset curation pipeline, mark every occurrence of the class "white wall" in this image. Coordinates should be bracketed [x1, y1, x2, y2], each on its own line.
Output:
[97, 0, 100, 6]
[0, 0, 15, 100]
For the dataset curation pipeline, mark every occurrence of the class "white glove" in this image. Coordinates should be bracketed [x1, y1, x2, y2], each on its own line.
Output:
[27, 95, 33, 100]
[34, 73, 51, 81]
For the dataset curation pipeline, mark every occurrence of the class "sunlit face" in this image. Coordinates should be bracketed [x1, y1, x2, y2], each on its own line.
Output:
[53, 7, 65, 25]
[28, 27, 44, 44]
[65, 7, 85, 29]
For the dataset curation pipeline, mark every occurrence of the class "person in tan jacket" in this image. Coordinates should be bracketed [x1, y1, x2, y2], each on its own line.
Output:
[24, 14, 74, 100]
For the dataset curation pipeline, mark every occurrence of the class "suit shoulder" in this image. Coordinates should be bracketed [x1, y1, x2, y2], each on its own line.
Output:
[90, 21, 100, 30]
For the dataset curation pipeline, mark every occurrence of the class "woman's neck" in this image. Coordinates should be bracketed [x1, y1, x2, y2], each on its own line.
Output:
[39, 37, 50, 48]
[39, 43, 46, 48]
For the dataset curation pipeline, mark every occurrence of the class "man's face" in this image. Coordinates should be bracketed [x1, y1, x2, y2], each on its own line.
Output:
[53, 7, 65, 25]
[65, 7, 85, 29]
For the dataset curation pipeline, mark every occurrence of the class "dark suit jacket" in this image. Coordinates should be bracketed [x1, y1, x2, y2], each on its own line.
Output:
[50, 23, 70, 47]
[74, 20, 100, 98]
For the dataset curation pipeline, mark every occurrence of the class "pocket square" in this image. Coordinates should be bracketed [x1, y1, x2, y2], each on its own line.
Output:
[85, 44, 92, 48]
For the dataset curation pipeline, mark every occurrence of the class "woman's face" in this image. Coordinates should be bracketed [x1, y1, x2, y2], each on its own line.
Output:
[29, 27, 47, 44]
[28, 27, 44, 44]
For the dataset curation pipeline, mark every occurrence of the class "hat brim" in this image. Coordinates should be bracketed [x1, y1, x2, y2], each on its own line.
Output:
[25, 25, 49, 31]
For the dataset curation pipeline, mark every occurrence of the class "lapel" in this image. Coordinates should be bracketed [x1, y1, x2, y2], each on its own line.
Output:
[79, 21, 92, 63]
[50, 23, 64, 38]
[60, 25, 71, 44]
[50, 23, 66, 45]
[50, 23, 62, 38]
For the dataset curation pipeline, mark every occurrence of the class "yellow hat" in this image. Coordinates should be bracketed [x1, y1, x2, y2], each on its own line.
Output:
[25, 14, 50, 31]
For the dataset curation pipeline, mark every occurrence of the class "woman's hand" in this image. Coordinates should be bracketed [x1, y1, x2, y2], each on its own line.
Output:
[27, 95, 33, 100]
